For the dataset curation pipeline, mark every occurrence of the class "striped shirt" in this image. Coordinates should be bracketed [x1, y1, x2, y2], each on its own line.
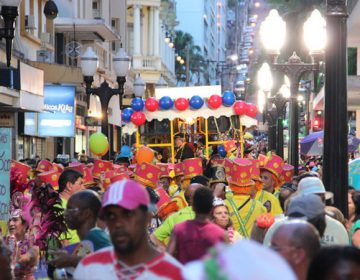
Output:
[73, 246, 184, 280]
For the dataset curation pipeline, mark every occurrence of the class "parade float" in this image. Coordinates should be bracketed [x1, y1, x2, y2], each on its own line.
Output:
[120, 85, 258, 163]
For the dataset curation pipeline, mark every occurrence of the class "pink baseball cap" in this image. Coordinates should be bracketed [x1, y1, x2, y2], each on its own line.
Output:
[102, 179, 150, 210]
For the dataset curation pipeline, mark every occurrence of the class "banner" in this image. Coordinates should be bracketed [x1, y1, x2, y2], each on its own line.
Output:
[0, 128, 11, 234]
[38, 86, 75, 137]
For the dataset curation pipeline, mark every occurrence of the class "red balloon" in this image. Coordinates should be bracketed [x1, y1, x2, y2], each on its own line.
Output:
[131, 111, 146, 126]
[145, 98, 159, 112]
[246, 103, 258, 118]
[208, 95, 222, 109]
[175, 98, 189, 111]
[233, 101, 247, 115]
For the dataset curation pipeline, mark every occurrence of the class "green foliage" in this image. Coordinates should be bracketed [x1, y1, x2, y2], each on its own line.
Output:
[174, 30, 208, 85]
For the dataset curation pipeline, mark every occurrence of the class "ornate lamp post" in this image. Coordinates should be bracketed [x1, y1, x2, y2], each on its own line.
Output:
[258, 63, 290, 158]
[0, 0, 21, 67]
[260, 9, 325, 174]
[323, 0, 348, 216]
[80, 46, 131, 159]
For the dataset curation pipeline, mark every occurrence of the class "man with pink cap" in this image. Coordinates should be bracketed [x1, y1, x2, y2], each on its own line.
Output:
[73, 179, 183, 280]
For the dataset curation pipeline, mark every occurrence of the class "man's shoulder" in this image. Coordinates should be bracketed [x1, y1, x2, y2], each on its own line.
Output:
[80, 246, 114, 266]
[148, 252, 183, 279]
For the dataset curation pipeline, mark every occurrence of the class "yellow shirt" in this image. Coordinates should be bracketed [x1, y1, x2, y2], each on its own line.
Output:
[255, 190, 283, 217]
[225, 195, 267, 238]
[59, 198, 80, 245]
[170, 190, 188, 210]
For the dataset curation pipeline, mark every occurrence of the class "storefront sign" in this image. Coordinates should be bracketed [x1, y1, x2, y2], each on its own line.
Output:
[39, 86, 75, 137]
[24, 112, 38, 136]
[0, 128, 11, 232]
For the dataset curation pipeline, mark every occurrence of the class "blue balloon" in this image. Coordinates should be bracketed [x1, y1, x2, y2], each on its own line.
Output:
[189, 95, 204, 109]
[159, 96, 174, 110]
[122, 107, 133, 123]
[131, 97, 144, 111]
[222, 91, 236, 107]
[218, 145, 226, 157]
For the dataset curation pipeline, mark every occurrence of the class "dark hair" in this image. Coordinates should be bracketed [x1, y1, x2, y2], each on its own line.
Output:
[58, 169, 83, 193]
[293, 172, 319, 184]
[308, 246, 360, 280]
[351, 191, 360, 222]
[192, 187, 214, 214]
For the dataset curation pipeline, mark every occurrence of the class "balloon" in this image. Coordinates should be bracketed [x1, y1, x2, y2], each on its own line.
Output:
[89, 132, 109, 156]
[218, 145, 226, 157]
[136, 146, 154, 164]
[131, 111, 146, 126]
[233, 101, 247, 115]
[121, 107, 133, 123]
[145, 98, 159, 112]
[189, 95, 204, 109]
[131, 97, 144, 111]
[222, 91, 236, 107]
[208, 95, 222, 109]
[246, 103, 258, 118]
[159, 96, 173, 110]
[174, 98, 189, 111]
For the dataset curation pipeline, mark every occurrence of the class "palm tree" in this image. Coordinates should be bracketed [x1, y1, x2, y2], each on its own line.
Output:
[174, 30, 208, 85]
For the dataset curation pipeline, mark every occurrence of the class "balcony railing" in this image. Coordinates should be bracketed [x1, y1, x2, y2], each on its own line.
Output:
[133, 56, 161, 71]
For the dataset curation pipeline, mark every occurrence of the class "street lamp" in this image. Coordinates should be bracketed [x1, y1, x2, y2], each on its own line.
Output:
[133, 74, 145, 98]
[258, 62, 290, 157]
[80, 46, 131, 159]
[0, 0, 21, 67]
[260, 9, 325, 174]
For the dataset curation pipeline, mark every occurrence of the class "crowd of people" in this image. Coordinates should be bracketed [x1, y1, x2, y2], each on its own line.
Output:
[2, 136, 360, 279]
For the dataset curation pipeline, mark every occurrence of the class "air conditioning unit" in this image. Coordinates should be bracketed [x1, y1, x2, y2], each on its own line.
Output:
[36, 49, 54, 63]
[25, 15, 36, 30]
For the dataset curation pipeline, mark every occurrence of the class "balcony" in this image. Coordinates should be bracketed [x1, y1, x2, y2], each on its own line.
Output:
[133, 56, 162, 71]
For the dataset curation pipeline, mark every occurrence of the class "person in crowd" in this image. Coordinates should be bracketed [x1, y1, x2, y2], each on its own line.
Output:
[278, 182, 297, 211]
[325, 206, 347, 228]
[295, 177, 349, 245]
[190, 175, 209, 188]
[271, 220, 321, 280]
[6, 204, 39, 279]
[211, 198, 242, 243]
[251, 213, 275, 244]
[73, 180, 183, 279]
[79, 150, 88, 163]
[308, 246, 360, 280]
[174, 134, 194, 163]
[259, 154, 284, 197]
[50, 190, 111, 270]
[0, 239, 12, 280]
[349, 191, 360, 246]
[150, 183, 202, 250]
[263, 194, 326, 246]
[58, 169, 85, 245]
[167, 187, 228, 264]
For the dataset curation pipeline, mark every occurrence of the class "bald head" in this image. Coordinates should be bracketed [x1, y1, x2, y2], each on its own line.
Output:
[68, 190, 102, 218]
[271, 220, 321, 272]
[184, 183, 203, 205]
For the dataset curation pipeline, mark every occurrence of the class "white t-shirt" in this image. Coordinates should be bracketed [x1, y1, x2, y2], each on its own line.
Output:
[73, 246, 183, 280]
[264, 215, 349, 246]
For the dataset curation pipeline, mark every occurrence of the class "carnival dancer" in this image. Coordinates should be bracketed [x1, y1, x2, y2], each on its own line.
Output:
[6, 196, 39, 280]
[174, 134, 194, 163]
[224, 158, 267, 237]
[259, 154, 285, 197]
[224, 140, 238, 159]
[248, 158, 283, 216]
